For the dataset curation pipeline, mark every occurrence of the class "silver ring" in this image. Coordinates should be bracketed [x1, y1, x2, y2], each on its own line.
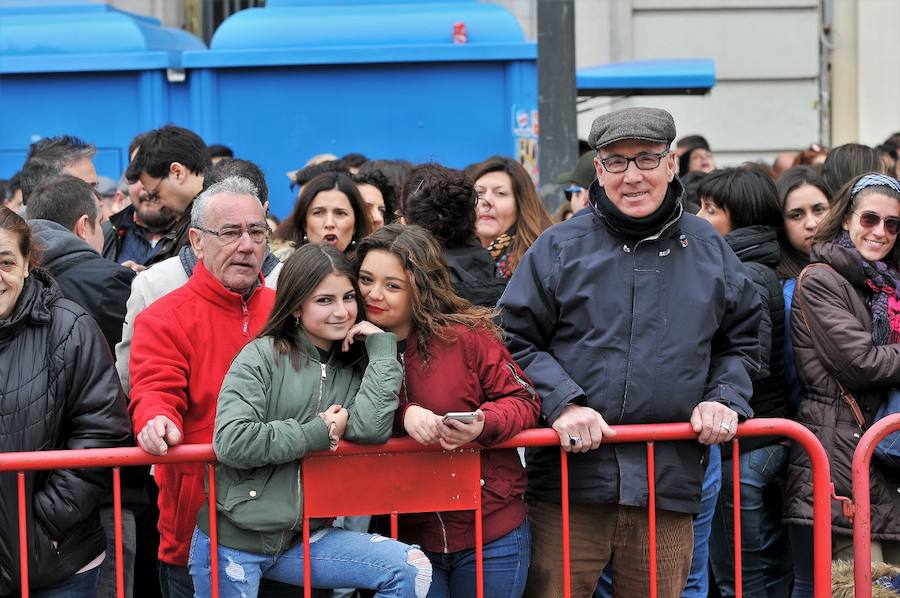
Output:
[720, 422, 732, 432]
[569, 435, 580, 446]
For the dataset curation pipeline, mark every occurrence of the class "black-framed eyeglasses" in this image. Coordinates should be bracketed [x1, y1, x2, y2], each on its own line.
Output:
[854, 211, 900, 235]
[195, 224, 271, 245]
[146, 174, 170, 202]
[598, 151, 669, 174]
[563, 185, 584, 201]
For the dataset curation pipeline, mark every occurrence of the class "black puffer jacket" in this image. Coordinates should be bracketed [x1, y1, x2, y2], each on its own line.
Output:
[0, 270, 132, 595]
[723, 226, 787, 456]
[786, 242, 900, 540]
[445, 244, 507, 307]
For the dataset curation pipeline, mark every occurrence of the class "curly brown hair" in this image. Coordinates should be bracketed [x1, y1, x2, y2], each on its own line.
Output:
[355, 223, 500, 362]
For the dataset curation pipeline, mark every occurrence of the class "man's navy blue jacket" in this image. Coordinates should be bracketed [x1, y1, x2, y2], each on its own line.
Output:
[498, 180, 761, 514]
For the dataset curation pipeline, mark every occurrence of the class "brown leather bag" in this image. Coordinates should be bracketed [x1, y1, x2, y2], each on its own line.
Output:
[794, 263, 867, 430]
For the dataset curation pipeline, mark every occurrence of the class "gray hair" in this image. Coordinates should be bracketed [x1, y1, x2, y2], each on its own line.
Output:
[20, 135, 97, 202]
[191, 175, 260, 229]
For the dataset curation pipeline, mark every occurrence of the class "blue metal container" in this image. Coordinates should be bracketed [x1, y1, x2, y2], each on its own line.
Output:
[182, 0, 536, 216]
[0, 1, 205, 180]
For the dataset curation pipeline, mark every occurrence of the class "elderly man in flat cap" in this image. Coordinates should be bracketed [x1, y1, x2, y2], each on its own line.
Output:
[498, 107, 762, 598]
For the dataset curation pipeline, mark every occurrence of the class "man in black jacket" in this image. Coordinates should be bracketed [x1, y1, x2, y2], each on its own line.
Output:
[124, 125, 209, 267]
[499, 107, 762, 598]
[27, 175, 135, 352]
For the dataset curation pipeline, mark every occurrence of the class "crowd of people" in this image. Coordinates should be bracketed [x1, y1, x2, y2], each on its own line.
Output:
[0, 106, 898, 598]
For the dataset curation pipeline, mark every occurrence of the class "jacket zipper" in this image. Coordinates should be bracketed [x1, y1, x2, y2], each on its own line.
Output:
[619, 207, 683, 421]
[317, 361, 327, 411]
[435, 511, 450, 553]
[291, 463, 303, 531]
[507, 363, 537, 399]
[241, 301, 249, 335]
[398, 352, 408, 406]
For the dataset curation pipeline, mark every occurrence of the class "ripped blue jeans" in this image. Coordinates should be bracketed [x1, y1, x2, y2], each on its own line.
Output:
[188, 527, 431, 598]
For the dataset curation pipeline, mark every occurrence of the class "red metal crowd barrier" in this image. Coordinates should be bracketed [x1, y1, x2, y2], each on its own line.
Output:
[851, 413, 900, 598]
[0, 418, 834, 598]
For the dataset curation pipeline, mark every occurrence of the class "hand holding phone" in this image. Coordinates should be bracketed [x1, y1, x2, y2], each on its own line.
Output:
[442, 411, 479, 424]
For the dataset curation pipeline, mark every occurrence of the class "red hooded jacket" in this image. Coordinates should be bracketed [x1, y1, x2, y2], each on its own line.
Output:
[396, 324, 540, 553]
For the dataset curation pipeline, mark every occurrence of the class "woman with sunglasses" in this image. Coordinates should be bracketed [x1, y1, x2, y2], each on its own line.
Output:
[786, 173, 900, 597]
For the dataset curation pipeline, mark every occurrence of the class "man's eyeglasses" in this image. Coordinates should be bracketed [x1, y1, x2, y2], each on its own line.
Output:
[195, 224, 271, 245]
[598, 151, 669, 174]
[563, 186, 584, 201]
[146, 174, 169, 202]
[854, 211, 900, 235]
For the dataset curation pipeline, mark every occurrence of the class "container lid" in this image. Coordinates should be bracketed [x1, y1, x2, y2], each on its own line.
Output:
[0, 1, 205, 74]
[182, 0, 534, 68]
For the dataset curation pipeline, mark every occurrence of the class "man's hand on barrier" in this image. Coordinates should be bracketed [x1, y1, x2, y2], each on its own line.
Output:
[137, 415, 182, 455]
[552, 405, 616, 453]
[691, 401, 738, 445]
[404, 405, 442, 446]
[438, 410, 485, 450]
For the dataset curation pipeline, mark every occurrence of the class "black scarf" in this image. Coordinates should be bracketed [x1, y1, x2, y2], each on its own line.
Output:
[589, 180, 681, 239]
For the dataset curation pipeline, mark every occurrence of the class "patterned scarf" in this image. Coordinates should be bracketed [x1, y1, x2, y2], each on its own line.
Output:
[835, 230, 900, 345]
[487, 231, 515, 280]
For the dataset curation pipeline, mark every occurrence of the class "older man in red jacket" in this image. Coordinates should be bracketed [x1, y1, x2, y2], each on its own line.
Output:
[129, 176, 279, 598]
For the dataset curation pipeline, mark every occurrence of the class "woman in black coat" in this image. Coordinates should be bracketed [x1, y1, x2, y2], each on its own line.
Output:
[696, 165, 792, 598]
[0, 207, 131, 597]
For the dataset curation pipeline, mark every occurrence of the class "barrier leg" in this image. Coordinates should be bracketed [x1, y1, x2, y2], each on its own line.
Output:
[113, 467, 124, 598]
[18, 472, 28, 598]
[731, 440, 742, 598]
[303, 518, 311, 598]
[647, 442, 657, 598]
[207, 465, 219, 598]
[560, 448, 571, 598]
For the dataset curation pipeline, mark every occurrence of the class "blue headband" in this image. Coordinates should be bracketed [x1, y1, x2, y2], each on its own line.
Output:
[850, 173, 900, 198]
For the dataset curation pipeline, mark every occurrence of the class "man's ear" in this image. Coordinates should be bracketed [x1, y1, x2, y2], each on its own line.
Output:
[188, 227, 204, 259]
[72, 214, 91, 242]
[170, 162, 187, 183]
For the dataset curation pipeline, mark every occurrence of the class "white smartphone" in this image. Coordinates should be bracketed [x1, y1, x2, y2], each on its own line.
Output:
[442, 411, 479, 424]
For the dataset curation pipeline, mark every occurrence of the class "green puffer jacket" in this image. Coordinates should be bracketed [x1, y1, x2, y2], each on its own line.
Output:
[197, 332, 401, 555]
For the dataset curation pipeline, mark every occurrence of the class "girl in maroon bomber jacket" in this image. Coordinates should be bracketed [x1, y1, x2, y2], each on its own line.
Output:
[355, 224, 540, 598]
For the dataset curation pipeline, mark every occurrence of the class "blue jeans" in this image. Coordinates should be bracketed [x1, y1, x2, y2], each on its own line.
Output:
[188, 527, 431, 598]
[159, 561, 300, 598]
[595, 445, 721, 598]
[710, 443, 791, 598]
[425, 521, 530, 598]
[31, 566, 100, 598]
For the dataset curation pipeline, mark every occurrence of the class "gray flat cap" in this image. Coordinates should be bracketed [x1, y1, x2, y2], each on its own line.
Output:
[588, 107, 676, 150]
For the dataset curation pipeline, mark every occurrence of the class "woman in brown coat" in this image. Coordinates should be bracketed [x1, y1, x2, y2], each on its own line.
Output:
[787, 173, 900, 596]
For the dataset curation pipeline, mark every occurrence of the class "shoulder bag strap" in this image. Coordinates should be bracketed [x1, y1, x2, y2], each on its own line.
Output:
[795, 263, 867, 430]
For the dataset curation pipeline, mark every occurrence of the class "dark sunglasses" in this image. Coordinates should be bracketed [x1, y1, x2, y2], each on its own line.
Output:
[855, 211, 900, 235]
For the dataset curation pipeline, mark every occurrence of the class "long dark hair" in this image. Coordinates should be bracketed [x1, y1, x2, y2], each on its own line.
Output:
[258, 243, 363, 369]
[812, 172, 900, 265]
[355, 224, 499, 362]
[467, 156, 552, 273]
[775, 166, 832, 279]
[275, 172, 372, 251]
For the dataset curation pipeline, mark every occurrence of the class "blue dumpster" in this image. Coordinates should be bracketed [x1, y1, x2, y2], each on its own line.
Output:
[181, 0, 537, 216]
[0, 1, 204, 179]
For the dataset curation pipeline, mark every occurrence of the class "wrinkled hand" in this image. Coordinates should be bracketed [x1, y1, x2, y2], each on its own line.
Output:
[404, 405, 442, 446]
[321, 404, 349, 439]
[438, 410, 485, 450]
[342, 321, 385, 352]
[552, 404, 616, 453]
[137, 415, 182, 455]
[121, 260, 147, 273]
[691, 401, 739, 445]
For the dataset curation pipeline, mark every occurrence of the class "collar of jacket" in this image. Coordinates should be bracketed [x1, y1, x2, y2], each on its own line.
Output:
[0, 268, 60, 345]
[724, 225, 782, 268]
[588, 177, 686, 242]
[186, 259, 267, 311]
[810, 240, 876, 291]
